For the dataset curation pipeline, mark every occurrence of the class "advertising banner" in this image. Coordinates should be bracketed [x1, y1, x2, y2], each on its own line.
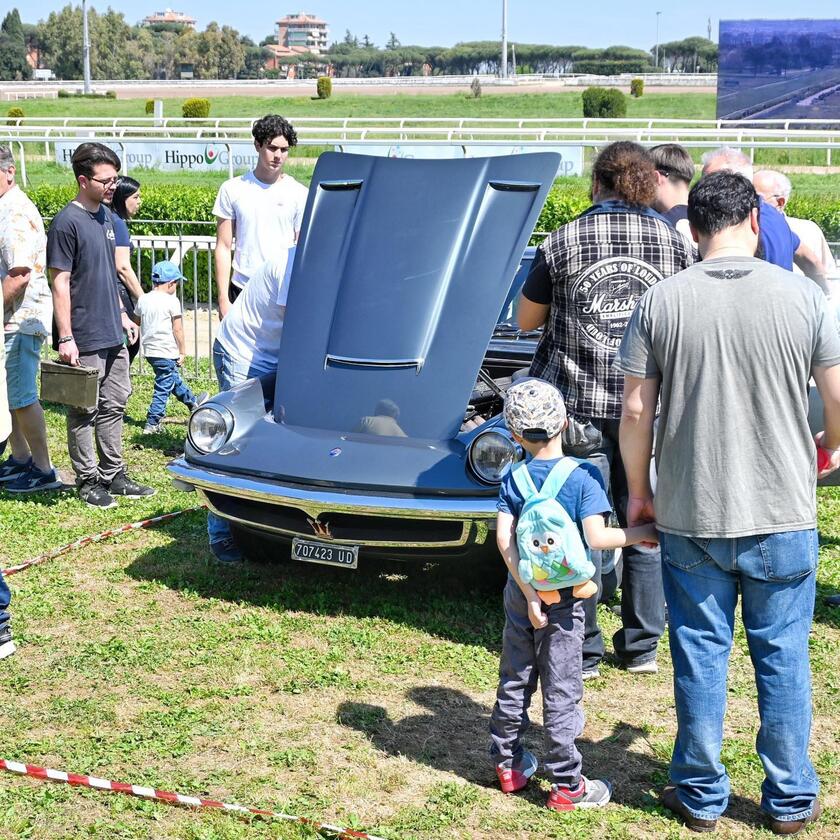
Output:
[55, 141, 259, 172]
[336, 143, 584, 176]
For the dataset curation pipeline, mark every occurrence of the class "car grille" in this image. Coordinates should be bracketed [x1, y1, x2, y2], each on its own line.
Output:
[204, 491, 469, 546]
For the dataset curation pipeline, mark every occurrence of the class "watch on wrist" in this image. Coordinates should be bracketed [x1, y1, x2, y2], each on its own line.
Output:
[58, 335, 74, 345]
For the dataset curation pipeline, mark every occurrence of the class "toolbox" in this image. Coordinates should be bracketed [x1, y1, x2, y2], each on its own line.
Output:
[40, 360, 100, 409]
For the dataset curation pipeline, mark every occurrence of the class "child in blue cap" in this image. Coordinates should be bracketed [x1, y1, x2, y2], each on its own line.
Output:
[135, 260, 206, 434]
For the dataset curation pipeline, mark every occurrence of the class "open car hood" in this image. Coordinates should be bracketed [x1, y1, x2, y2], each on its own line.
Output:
[274, 151, 558, 441]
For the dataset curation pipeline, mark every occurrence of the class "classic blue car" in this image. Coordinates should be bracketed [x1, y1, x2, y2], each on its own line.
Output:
[168, 151, 560, 567]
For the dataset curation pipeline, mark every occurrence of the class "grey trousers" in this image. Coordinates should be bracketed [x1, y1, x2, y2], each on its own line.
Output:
[489, 576, 585, 787]
[67, 345, 131, 485]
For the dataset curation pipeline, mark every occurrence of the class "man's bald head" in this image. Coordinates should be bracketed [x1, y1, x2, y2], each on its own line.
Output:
[701, 147, 754, 180]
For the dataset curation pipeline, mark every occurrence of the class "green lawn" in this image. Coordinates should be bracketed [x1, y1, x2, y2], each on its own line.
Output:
[0, 378, 837, 839]
[11, 92, 718, 122]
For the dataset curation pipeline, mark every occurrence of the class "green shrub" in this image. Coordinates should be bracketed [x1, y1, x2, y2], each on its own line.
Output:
[7, 106, 24, 125]
[630, 78, 644, 98]
[182, 98, 211, 119]
[105, 90, 116, 99]
[57, 89, 71, 98]
[581, 87, 627, 118]
[470, 76, 482, 99]
[145, 99, 155, 115]
[574, 59, 649, 75]
[315, 76, 332, 99]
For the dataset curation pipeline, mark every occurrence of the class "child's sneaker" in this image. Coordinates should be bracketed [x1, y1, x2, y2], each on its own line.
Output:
[547, 776, 612, 811]
[5, 465, 63, 493]
[0, 625, 16, 660]
[496, 749, 538, 793]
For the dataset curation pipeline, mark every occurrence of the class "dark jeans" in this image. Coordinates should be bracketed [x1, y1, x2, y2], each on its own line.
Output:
[581, 417, 665, 670]
[489, 576, 585, 787]
[0, 568, 10, 628]
[67, 345, 131, 485]
[146, 357, 197, 426]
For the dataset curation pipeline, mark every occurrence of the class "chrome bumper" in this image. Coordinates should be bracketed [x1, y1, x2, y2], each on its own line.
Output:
[167, 457, 498, 548]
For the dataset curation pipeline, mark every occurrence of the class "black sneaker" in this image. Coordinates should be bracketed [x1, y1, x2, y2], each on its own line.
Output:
[210, 537, 244, 564]
[6, 465, 63, 494]
[78, 480, 118, 509]
[0, 625, 16, 660]
[108, 473, 156, 499]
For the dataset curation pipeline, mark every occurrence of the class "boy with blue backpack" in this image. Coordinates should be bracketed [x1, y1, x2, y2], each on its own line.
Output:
[490, 378, 657, 810]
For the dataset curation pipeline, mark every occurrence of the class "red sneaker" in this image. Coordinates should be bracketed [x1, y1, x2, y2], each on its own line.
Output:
[547, 776, 612, 811]
[496, 750, 538, 793]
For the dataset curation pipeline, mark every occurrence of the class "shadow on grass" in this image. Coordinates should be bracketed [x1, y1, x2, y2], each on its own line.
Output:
[337, 686, 765, 829]
[125, 515, 508, 651]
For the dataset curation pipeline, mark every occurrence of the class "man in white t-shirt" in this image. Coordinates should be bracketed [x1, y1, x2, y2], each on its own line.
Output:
[208, 248, 295, 564]
[135, 261, 205, 435]
[213, 114, 309, 318]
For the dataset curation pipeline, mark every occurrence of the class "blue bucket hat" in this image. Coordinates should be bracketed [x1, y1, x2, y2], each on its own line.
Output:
[151, 260, 187, 285]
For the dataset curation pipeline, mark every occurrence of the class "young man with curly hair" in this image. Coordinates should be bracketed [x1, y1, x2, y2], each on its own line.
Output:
[213, 114, 309, 318]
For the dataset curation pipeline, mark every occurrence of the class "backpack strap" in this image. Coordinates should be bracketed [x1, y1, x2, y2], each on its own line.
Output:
[536, 457, 580, 501]
[511, 461, 538, 501]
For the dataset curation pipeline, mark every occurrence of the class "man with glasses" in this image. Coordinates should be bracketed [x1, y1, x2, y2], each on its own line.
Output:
[47, 142, 154, 508]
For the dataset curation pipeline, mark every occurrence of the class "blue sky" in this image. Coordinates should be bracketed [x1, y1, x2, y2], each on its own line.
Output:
[21, 1, 840, 50]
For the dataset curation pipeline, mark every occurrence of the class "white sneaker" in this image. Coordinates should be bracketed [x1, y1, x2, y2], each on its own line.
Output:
[626, 660, 658, 675]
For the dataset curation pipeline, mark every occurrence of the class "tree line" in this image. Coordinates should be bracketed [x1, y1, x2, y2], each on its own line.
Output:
[0, 5, 718, 82]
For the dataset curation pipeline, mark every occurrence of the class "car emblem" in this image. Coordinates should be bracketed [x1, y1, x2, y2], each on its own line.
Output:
[307, 517, 333, 540]
[329, 447, 342, 457]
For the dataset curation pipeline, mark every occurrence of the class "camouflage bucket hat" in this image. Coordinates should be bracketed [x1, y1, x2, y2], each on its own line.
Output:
[504, 379, 567, 442]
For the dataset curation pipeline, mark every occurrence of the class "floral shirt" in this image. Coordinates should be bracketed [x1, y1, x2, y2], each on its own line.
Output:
[0, 185, 52, 337]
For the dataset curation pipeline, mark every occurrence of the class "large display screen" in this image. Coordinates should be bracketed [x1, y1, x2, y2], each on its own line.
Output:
[717, 19, 840, 121]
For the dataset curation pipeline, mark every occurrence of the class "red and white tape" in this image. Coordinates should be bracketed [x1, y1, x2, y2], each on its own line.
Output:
[0, 758, 385, 840]
[1, 505, 207, 577]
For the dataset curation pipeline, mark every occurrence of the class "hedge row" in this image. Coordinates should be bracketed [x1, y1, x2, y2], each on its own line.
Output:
[25, 183, 840, 299]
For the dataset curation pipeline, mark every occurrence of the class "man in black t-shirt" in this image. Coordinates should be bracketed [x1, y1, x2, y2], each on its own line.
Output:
[47, 143, 154, 508]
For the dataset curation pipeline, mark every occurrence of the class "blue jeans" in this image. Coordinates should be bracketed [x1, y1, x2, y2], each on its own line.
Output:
[146, 357, 197, 426]
[661, 530, 819, 823]
[0, 568, 10, 628]
[207, 341, 275, 545]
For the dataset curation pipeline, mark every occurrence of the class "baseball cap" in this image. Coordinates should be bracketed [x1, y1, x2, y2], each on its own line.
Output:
[151, 260, 186, 285]
[504, 378, 567, 442]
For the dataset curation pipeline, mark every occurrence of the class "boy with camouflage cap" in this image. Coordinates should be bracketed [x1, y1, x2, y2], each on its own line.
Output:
[489, 378, 657, 810]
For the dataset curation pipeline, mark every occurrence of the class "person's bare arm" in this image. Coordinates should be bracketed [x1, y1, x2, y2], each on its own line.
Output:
[2, 266, 30, 310]
[517, 295, 550, 331]
[214, 217, 233, 319]
[813, 364, 840, 478]
[583, 515, 658, 550]
[50, 267, 79, 366]
[172, 314, 186, 366]
[619, 375, 660, 526]
[497, 511, 546, 629]
[114, 245, 143, 302]
[794, 242, 830, 295]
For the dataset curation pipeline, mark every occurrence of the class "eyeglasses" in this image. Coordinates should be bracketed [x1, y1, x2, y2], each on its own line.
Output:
[89, 175, 121, 187]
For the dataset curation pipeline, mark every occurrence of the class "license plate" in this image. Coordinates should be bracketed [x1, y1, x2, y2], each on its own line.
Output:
[291, 538, 358, 569]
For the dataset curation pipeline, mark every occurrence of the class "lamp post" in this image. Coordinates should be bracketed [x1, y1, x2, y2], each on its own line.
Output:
[82, 0, 92, 94]
[501, 0, 508, 79]
[654, 10, 662, 71]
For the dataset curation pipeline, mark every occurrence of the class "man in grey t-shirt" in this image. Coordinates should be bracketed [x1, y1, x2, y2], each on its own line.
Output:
[615, 172, 840, 835]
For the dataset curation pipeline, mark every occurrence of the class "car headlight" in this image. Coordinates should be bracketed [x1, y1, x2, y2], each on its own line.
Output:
[188, 406, 234, 454]
[468, 430, 520, 485]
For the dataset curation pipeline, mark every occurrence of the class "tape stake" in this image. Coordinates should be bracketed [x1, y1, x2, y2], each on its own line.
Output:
[0, 758, 386, 840]
[1, 506, 207, 577]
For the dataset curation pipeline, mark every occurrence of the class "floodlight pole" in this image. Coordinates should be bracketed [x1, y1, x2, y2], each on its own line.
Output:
[82, 0, 92, 94]
[654, 11, 662, 70]
[501, 0, 508, 79]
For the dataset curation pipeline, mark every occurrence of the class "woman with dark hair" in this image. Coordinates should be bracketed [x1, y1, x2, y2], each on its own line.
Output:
[516, 141, 695, 681]
[109, 176, 143, 363]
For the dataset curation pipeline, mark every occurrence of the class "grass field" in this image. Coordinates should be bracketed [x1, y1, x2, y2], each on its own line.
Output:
[10, 92, 717, 121]
[0, 376, 838, 839]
